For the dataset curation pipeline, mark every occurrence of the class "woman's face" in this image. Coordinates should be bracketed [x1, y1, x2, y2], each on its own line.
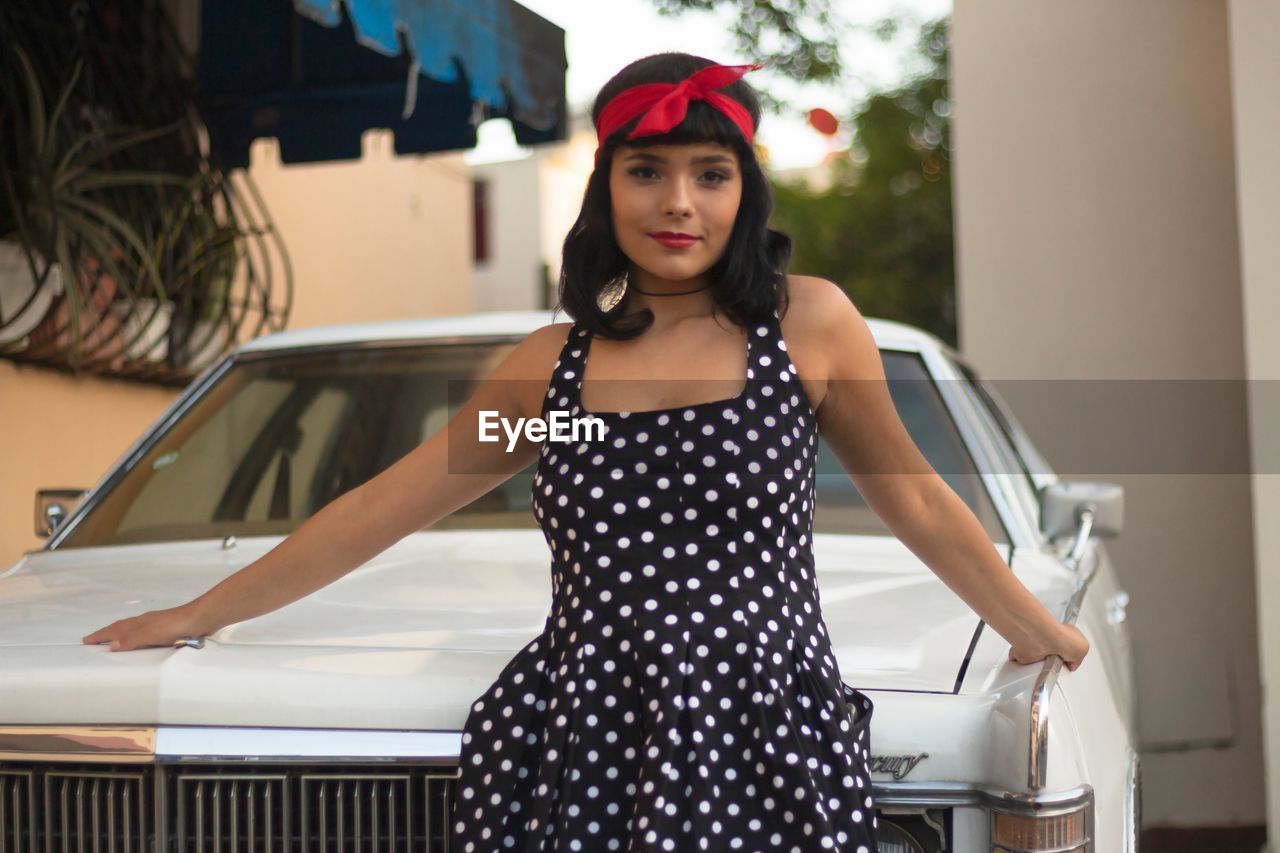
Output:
[608, 142, 743, 285]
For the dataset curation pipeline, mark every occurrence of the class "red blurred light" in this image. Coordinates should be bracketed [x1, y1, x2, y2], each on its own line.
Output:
[807, 108, 839, 136]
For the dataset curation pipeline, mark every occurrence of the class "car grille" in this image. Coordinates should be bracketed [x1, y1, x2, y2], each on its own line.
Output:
[2, 761, 951, 852]
[0, 762, 460, 852]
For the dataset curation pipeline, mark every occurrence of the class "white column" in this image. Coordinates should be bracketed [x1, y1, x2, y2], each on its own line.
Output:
[1229, 1, 1280, 846]
[952, 0, 1263, 828]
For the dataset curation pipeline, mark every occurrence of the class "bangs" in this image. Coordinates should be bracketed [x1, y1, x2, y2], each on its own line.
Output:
[603, 100, 755, 161]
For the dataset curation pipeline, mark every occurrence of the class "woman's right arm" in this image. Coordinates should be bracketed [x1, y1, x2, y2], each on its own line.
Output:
[81, 323, 572, 652]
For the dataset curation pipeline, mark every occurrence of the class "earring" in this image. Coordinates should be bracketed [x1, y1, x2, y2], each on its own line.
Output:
[599, 272, 628, 312]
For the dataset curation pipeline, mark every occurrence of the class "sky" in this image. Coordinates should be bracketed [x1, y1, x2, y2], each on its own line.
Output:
[467, 0, 952, 171]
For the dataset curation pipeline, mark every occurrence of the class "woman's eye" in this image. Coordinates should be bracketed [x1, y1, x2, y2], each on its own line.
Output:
[628, 167, 658, 179]
[702, 171, 730, 184]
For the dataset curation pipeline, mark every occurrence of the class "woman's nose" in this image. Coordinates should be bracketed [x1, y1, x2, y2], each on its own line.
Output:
[662, 176, 694, 217]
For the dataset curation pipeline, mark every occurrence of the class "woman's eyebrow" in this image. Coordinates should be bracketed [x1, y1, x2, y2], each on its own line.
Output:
[624, 152, 736, 166]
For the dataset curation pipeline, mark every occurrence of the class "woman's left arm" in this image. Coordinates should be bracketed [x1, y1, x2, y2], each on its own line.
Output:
[801, 279, 1089, 672]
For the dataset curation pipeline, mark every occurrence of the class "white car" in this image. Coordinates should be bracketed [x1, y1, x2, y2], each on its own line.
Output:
[0, 310, 1137, 852]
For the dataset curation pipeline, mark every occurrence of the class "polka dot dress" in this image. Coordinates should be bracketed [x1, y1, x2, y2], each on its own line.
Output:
[451, 309, 878, 852]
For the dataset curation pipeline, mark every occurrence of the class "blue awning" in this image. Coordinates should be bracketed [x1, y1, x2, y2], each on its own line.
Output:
[197, 0, 567, 169]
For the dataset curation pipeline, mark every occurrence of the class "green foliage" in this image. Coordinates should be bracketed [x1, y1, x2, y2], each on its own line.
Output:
[649, 0, 843, 111]
[770, 17, 956, 347]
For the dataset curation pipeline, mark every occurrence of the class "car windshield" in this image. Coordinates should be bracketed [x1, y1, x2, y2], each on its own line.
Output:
[57, 340, 1006, 547]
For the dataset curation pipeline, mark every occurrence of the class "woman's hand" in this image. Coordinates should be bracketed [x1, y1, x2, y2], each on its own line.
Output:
[1008, 622, 1090, 672]
[81, 605, 206, 652]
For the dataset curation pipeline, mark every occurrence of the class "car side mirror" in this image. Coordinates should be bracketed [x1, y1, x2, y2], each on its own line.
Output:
[1039, 481, 1124, 541]
[34, 488, 87, 538]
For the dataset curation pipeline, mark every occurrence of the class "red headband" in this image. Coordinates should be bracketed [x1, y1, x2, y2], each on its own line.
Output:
[594, 63, 762, 163]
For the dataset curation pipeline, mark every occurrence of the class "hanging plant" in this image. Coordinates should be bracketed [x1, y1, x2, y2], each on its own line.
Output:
[1, 2, 291, 384]
[0, 46, 187, 368]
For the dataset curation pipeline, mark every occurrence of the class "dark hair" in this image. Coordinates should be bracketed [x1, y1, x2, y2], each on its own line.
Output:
[556, 52, 792, 339]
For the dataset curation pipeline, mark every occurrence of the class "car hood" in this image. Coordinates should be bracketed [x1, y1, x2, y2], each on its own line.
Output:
[0, 531, 1078, 745]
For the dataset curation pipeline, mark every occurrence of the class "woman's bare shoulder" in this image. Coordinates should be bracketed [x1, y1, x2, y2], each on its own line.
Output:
[781, 275, 862, 343]
[498, 321, 576, 381]
[479, 322, 576, 421]
[784, 273, 856, 309]
[522, 321, 577, 356]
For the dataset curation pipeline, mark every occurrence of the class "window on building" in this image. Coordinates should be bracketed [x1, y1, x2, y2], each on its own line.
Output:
[473, 179, 490, 264]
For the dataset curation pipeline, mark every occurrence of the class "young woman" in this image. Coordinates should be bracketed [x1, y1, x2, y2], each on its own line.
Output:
[84, 52, 1089, 853]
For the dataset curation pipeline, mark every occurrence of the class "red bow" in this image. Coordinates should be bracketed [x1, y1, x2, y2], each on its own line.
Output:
[595, 63, 761, 159]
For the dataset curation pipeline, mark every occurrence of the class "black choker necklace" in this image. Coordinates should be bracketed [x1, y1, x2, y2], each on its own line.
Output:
[629, 283, 710, 296]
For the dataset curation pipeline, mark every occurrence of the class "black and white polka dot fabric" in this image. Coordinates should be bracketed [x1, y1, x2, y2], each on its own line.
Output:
[451, 308, 878, 852]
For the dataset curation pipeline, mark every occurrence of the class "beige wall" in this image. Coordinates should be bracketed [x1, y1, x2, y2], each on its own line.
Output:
[247, 132, 475, 328]
[952, 0, 1264, 829]
[472, 151, 548, 311]
[1229, 0, 1280, 842]
[0, 361, 177, 565]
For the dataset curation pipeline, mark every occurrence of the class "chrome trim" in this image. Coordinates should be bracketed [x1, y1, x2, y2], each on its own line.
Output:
[871, 780, 1093, 813]
[1028, 522, 1102, 791]
[1, 725, 1095, 806]
[916, 343, 1040, 551]
[944, 355, 1048, 546]
[1123, 750, 1140, 853]
[948, 354, 1060, 505]
[0, 726, 156, 762]
[0, 726, 464, 762]
[1066, 508, 1096, 567]
[237, 325, 549, 355]
[233, 332, 531, 360]
[156, 728, 465, 763]
[1029, 658, 1058, 791]
[1060, 546, 1099, 631]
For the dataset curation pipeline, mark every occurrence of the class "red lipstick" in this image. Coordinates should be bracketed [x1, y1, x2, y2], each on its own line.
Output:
[649, 232, 699, 249]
